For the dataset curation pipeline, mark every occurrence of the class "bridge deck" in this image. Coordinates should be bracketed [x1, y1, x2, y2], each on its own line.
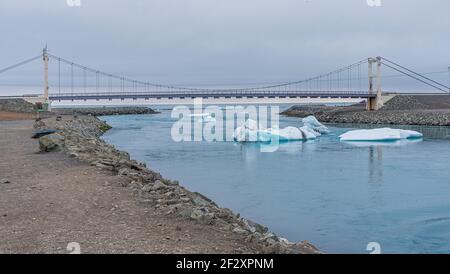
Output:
[47, 91, 375, 101]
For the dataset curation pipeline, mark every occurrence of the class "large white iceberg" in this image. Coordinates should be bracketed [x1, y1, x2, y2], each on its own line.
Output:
[339, 128, 423, 142]
[233, 118, 324, 142]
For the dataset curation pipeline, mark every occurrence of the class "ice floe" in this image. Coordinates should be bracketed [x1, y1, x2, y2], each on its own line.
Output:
[339, 128, 423, 142]
[302, 116, 330, 136]
[233, 119, 265, 142]
[233, 116, 329, 142]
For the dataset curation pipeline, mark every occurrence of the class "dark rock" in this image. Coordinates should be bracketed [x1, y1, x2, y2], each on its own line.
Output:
[243, 219, 269, 234]
[141, 184, 152, 192]
[39, 133, 65, 152]
[1, 179, 11, 184]
[232, 227, 249, 235]
[190, 208, 216, 224]
[191, 192, 216, 207]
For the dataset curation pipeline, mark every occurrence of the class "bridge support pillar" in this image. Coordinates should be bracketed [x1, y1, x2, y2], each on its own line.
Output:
[366, 57, 383, 111]
[39, 46, 51, 111]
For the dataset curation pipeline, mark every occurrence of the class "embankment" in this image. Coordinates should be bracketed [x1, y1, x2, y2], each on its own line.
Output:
[281, 95, 450, 126]
[0, 98, 36, 113]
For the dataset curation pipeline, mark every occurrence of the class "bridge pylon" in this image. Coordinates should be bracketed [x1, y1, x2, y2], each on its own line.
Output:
[366, 56, 383, 111]
[41, 45, 51, 111]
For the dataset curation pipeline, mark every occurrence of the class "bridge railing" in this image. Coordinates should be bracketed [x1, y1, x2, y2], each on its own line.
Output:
[48, 90, 371, 97]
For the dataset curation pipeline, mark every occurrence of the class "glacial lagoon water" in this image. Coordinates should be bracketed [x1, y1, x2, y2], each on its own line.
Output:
[101, 107, 450, 254]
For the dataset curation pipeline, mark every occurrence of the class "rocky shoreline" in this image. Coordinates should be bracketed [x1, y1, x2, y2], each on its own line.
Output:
[38, 115, 319, 254]
[53, 106, 159, 116]
[281, 95, 450, 126]
[0, 98, 36, 113]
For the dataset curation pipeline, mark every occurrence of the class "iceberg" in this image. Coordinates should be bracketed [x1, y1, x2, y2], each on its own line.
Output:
[233, 119, 318, 142]
[233, 119, 266, 142]
[299, 126, 319, 139]
[259, 127, 306, 142]
[302, 116, 330, 135]
[339, 128, 423, 142]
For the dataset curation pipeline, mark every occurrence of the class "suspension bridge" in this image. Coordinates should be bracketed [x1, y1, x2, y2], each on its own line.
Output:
[1, 47, 449, 110]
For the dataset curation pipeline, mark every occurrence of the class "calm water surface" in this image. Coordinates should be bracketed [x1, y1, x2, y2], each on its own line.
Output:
[101, 107, 450, 254]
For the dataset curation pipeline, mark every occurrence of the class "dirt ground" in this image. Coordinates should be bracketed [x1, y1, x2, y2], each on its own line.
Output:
[0, 111, 35, 121]
[0, 118, 260, 254]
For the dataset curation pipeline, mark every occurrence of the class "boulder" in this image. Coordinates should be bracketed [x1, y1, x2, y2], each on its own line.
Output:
[33, 120, 46, 129]
[141, 184, 153, 192]
[151, 180, 167, 191]
[39, 133, 65, 152]
[191, 192, 216, 207]
[190, 208, 215, 224]
[243, 219, 268, 234]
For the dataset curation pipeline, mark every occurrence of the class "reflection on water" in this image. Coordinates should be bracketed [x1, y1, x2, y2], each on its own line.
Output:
[368, 146, 383, 209]
[101, 111, 450, 254]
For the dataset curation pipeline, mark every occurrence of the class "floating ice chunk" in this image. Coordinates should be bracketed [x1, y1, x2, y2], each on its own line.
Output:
[234, 116, 329, 142]
[234, 118, 322, 143]
[299, 126, 319, 139]
[302, 116, 330, 135]
[279, 127, 305, 141]
[399, 129, 423, 139]
[339, 128, 423, 142]
[244, 119, 260, 131]
[260, 127, 306, 141]
[233, 119, 266, 142]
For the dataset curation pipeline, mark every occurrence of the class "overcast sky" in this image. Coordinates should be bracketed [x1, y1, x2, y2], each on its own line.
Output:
[1, 0, 449, 89]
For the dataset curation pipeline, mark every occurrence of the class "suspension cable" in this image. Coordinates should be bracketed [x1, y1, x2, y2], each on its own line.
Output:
[0, 54, 42, 74]
[381, 57, 449, 90]
[381, 62, 448, 93]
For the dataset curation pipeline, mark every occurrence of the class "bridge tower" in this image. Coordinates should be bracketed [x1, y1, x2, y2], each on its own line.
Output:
[41, 45, 51, 111]
[366, 56, 383, 111]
